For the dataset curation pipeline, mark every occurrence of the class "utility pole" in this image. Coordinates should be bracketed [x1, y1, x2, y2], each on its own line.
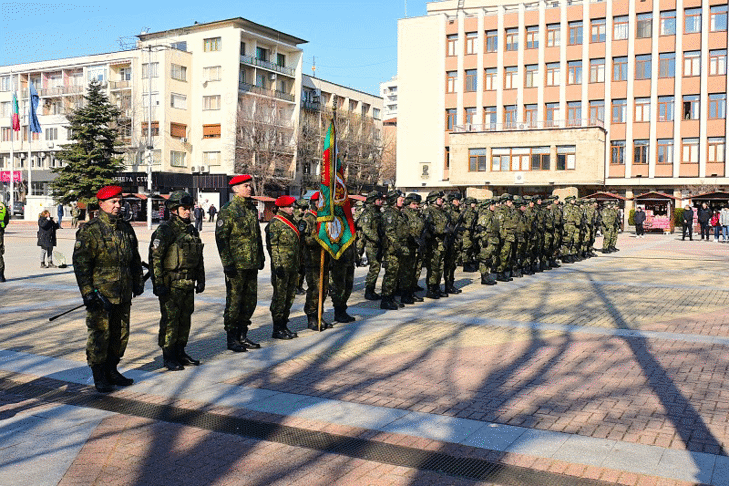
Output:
[146, 45, 154, 230]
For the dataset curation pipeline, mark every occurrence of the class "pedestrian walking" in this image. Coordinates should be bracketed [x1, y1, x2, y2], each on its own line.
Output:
[698, 202, 711, 240]
[38, 210, 59, 268]
[208, 204, 217, 222]
[57, 203, 64, 228]
[711, 209, 721, 242]
[634, 206, 646, 238]
[682, 204, 694, 241]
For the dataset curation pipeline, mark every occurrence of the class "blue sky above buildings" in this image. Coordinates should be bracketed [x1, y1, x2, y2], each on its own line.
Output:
[1, 0, 430, 95]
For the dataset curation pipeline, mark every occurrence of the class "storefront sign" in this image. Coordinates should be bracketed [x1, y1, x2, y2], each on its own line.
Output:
[0, 171, 23, 183]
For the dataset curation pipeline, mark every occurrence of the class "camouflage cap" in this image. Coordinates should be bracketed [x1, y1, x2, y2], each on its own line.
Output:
[295, 198, 309, 209]
[386, 189, 403, 204]
[565, 195, 576, 201]
[501, 193, 513, 201]
[405, 193, 422, 204]
[513, 195, 525, 205]
[167, 191, 194, 210]
[365, 190, 383, 204]
[426, 190, 442, 202]
[523, 195, 532, 202]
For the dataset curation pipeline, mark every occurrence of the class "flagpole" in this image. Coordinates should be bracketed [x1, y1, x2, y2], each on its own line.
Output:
[317, 247, 325, 332]
[27, 79, 32, 208]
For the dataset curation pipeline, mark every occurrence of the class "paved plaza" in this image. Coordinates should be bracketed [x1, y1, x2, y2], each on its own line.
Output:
[1, 220, 729, 485]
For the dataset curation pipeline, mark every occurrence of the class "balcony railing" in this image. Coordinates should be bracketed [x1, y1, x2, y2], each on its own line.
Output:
[452, 118, 604, 133]
[301, 100, 321, 111]
[239, 82, 269, 96]
[240, 54, 295, 77]
[109, 80, 131, 90]
[274, 90, 295, 102]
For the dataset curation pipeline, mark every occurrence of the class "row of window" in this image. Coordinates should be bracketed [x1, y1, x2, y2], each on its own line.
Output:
[451, 6, 728, 56]
[468, 146, 576, 172]
[610, 138, 726, 165]
[449, 50, 727, 93]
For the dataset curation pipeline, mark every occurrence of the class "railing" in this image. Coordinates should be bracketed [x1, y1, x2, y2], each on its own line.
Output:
[274, 90, 295, 102]
[301, 100, 321, 111]
[239, 82, 269, 96]
[452, 118, 604, 133]
[240, 54, 295, 77]
[109, 80, 131, 90]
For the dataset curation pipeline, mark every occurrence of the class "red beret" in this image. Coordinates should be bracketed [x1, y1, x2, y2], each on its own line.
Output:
[96, 185, 122, 200]
[229, 174, 252, 186]
[275, 195, 296, 207]
[310, 191, 320, 201]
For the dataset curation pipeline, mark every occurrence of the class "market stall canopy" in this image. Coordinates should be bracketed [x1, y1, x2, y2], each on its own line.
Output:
[583, 191, 628, 201]
[690, 191, 729, 203]
[632, 191, 678, 201]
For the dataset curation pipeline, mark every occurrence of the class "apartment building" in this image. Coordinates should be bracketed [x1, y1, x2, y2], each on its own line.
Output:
[0, 17, 306, 216]
[397, 0, 729, 208]
[380, 76, 399, 120]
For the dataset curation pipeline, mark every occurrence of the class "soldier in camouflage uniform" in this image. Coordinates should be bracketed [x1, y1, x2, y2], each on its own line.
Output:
[359, 191, 383, 300]
[422, 191, 449, 298]
[73, 185, 144, 393]
[600, 202, 620, 253]
[0, 199, 8, 282]
[380, 190, 408, 310]
[302, 192, 333, 330]
[293, 198, 309, 294]
[216, 174, 265, 352]
[149, 191, 205, 371]
[443, 193, 463, 294]
[552, 197, 564, 263]
[401, 193, 425, 302]
[475, 199, 499, 285]
[265, 196, 301, 339]
[585, 200, 599, 257]
[512, 196, 528, 278]
[560, 196, 580, 263]
[461, 198, 479, 272]
[543, 197, 561, 269]
[496, 194, 519, 281]
[329, 244, 357, 322]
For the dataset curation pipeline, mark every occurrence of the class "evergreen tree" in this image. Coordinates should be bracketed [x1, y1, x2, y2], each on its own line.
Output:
[50, 80, 123, 206]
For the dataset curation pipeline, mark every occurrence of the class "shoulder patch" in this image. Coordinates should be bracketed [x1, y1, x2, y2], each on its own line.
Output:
[152, 238, 161, 250]
[74, 241, 82, 249]
[216, 218, 224, 228]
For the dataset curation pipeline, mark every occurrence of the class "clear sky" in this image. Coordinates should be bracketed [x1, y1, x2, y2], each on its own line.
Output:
[1, 0, 431, 96]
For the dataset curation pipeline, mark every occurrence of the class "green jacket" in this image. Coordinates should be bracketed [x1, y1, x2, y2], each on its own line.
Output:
[358, 205, 382, 245]
[381, 205, 408, 254]
[149, 215, 204, 290]
[215, 196, 264, 271]
[266, 213, 301, 271]
[0, 202, 9, 230]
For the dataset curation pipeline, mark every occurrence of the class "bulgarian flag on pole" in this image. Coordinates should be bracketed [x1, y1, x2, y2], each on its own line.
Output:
[11, 92, 20, 132]
[314, 118, 356, 259]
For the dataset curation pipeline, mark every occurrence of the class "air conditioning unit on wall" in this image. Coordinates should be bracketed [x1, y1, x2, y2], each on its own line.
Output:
[514, 172, 525, 184]
[199, 165, 209, 173]
[180, 137, 187, 143]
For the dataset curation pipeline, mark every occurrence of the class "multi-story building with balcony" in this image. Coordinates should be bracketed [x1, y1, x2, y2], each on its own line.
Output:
[0, 17, 306, 216]
[380, 76, 399, 120]
[397, 0, 729, 214]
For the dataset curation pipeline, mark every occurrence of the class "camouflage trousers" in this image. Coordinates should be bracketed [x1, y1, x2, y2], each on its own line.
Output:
[444, 242, 458, 284]
[158, 287, 194, 349]
[561, 224, 579, 256]
[478, 239, 499, 276]
[86, 303, 130, 366]
[381, 249, 401, 298]
[364, 245, 381, 289]
[330, 247, 355, 310]
[542, 231, 555, 261]
[304, 259, 329, 316]
[497, 239, 514, 273]
[270, 269, 297, 322]
[397, 247, 416, 293]
[224, 269, 258, 337]
[0, 230, 4, 273]
[461, 233, 475, 264]
[602, 226, 617, 250]
[513, 238, 527, 269]
[413, 251, 425, 289]
[425, 238, 445, 287]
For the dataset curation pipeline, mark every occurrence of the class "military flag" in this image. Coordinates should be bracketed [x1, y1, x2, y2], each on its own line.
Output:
[11, 92, 20, 132]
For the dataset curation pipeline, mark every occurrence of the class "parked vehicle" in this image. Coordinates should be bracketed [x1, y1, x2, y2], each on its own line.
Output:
[12, 201, 24, 217]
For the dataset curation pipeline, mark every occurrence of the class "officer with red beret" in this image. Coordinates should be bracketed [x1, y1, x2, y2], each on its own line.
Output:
[72, 185, 145, 392]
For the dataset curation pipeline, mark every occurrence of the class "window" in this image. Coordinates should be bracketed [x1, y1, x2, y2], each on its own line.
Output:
[709, 94, 727, 119]
[277, 53, 286, 66]
[465, 32, 478, 54]
[567, 101, 581, 126]
[590, 58, 605, 83]
[170, 64, 187, 81]
[170, 151, 186, 167]
[256, 47, 269, 61]
[711, 5, 727, 32]
[557, 146, 576, 170]
[660, 11, 676, 35]
[203, 151, 221, 167]
[568, 21, 582, 45]
[446, 71, 457, 93]
[612, 99, 627, 123]
[504, 105, 517, 127]
[469, 148, 488, 171]
[0, 76, 10, 91]
[204, 37, 221, 52]
[485, 30, 498, 52]
[170, 122, 187, 138]
[635, 55, 651, 80]
[546, 23, 560, 47]
[658, 96, 675, 121]
[170, 93, 187, 109]
[613, 57, 628, 81]
[446, 109, 457, 130]
[464, 69, 477, 92]
[613, 16, 629, 40]
[634, 140, 649, 164]
[142, 62, 159, 78]
[45, 127, 58, 141]
[0, 101, 10, 118]
[255, 72, 267, 89]
[589, 100, 604, 123]
[636, 13, 652, 38]
[87, 65, 106, 83]
[546, 63, 559, 86]
[708, 137, 726, 163]
[526, 26, 539, 49]
[118, 68, 131, 81]
[511, 148, 531, 171]
[447, 34, 458, 56]
[142, 121, 159, 137]
[591, 18, 606, 43]
[682, 138, 699, 163]
[683, 95, 700, 120]
[531, 147, 550, 170]
[203, 95, 221, 111]
[710, 50, 727, 75]
[611, 140, 626, 164]
[568, 61, 582, 84]
[1, 128, 12, 142]
[505, 28, 518, 51]
[659, 53, 675, 78]
[204, 66, 221, 81]
[683, 51, 700, 77]
[373, 108, 381, 120]
[240, 42, 246, 56]
[524, 104, 538, 126]
[491, 148, 510, 172]
[685, 8, 701, 34]
[465, 107, 477, 125]
[656, 139, 674, 164]
[484, 68, 497, 91]
[142, 92, 159, 107]
[635, 98, 651, 122]
[484, 106, 496, 127]
[504, 66, 518, 89]
[171, 41, 187, 51]
[203, 124, 221, 139]
[525, 65, 538, 88]
[545, 102, 560, 127]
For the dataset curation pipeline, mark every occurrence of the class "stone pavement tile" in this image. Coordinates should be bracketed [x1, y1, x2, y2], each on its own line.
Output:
[459, 422, 527, 450]
[601, 441, 666, 477]
[379, 411, 488, 443]
[656, 449, 717, 485]
[712, 455, 729, 486]
[504, 428, 570, 457]
[551, 434, 616, 467]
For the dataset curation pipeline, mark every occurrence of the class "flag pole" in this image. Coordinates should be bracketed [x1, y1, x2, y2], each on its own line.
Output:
[27, 79, 32, 206]
[317, 247, 325, 332]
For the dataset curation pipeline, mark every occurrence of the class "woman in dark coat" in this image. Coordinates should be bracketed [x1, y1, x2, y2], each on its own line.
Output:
[38, 210, 59, 268]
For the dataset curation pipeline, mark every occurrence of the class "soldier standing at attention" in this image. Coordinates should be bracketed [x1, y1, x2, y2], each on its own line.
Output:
[496, 194, 518, 281]
[149, 191, 205, 371]
[0, 199, 9, 282]
[460, 197, 479, 272]
[265, 196, 301, 339]
[423, 191, 449, 299]
[360, 191, 384, 300]
[73, 185, 145, 393]
[443, 193, 463, 294]
[561, 196, 580, 263]
[302, 192, 333, 330]
[215, 175, 265, 353]
[293, 198, 309, 295]
[475, 199, 499, 285]
[380, 190, 408, 310]
[401, 193, 425, 302]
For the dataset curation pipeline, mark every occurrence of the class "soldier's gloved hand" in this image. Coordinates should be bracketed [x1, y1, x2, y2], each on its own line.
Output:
[153, 284, 169, 297]
[223, 266, 238, 278]
[195, 281, 205, 294]
[82, 292, 103, 311]
[133, 282, 145, 297]
[275, 266, 286, 278]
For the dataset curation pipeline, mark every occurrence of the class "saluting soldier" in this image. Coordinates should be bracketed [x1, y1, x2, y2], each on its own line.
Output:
[73, 185, 144, 393]
[265, 196, 301, 339]
[302, 192, 333, 330]
[215, 174, 265, 353]
[359, 191, 384, 300]
[149, 191, 205, 371]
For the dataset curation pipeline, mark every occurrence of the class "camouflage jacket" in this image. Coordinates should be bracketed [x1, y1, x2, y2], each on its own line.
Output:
[149, 214, 204, 290]
[476, 208, 500, 244]
[497, 205, 520, 242]
[563, 203, 581, 226]
[402, 207, 425, 248]
[358, 205, 382, 246]
[423, 204, 448, 237]
[73, 210, 144, 304]
[265, 213, 301, 271]
[302, 210, 325, 267]
[215, 196, 264, 271]
[381, 205, 408, 254]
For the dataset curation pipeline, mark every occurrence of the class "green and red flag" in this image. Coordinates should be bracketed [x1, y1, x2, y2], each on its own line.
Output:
[11, 92, 20, 132]
[314, 119, 356, 259]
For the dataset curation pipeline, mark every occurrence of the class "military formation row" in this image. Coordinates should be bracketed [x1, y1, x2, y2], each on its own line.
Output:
[353, 190, 621, 309]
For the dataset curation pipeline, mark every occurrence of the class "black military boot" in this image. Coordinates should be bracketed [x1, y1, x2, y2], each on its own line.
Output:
[334, 307, 356, 322]
[106, 356, 134, 386]
[425, 285, 440, 299]
[532, 262, 542, 273]
[414, 283, 425, 291]
[177, 345, 200, 366]
[0, 270, 5, 282]
[400, 291, 415, 305]
[226, 330, 247, 352]
[512, 267, 523, 278]
[364, 286, 381, 301]
[163, 348, 184, 371]
[438, 286, 449, 297]
[410, 289, 424, 302]
[272, 320, 293, 340]
[481, 273, 497, 285]
[283, 320, 298, 338]
[522, 265, 534, 276]
[445, 280, 462, 294]
[495, 272, 509, 282]
[307, 314, 329, 331]
[91, 365, 114, 393]
[463, 261, 478, 273]
[540, 260, 550, 271]
[550, 259, 561, 268]
[239, 329, 261, 349]
[380, 296, 399, 310]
